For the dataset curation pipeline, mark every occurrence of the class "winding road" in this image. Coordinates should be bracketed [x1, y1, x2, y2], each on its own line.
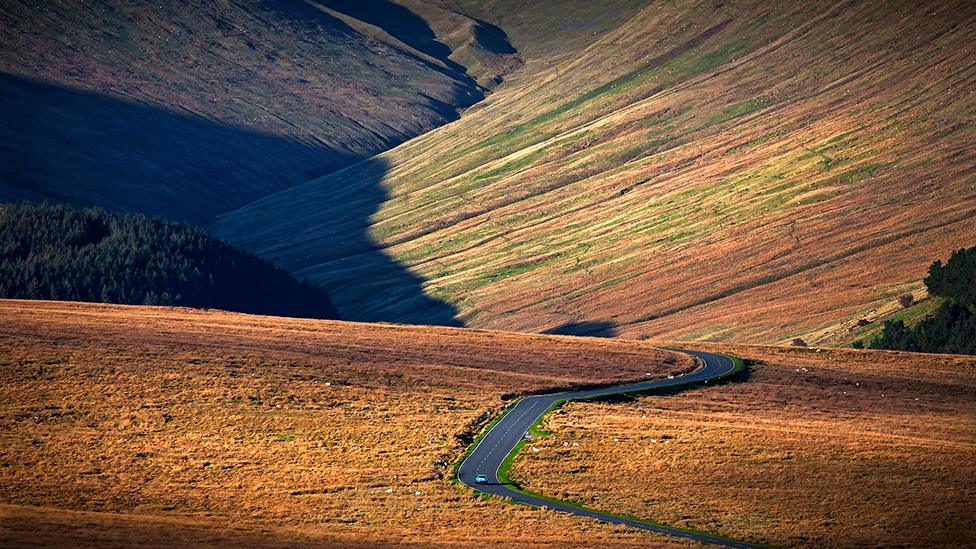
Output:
[457, 350, 764, 548]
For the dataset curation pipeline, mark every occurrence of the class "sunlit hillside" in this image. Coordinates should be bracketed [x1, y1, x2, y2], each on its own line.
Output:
[213, 0, 976, 345]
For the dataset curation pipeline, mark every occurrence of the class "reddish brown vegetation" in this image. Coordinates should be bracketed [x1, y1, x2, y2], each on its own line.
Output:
[0, 300, 691, 547]
[512, 344, 976, 547]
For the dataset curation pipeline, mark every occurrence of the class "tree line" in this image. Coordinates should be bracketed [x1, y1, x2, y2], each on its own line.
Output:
[859, 246, 975, 355]
[0, 202, 337, 319]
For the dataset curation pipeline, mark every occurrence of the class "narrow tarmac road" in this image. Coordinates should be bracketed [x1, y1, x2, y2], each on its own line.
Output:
[457, 349, 765, 548]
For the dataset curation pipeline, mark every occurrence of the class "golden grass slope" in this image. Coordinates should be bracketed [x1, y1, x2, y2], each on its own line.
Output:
[212, 0, 976, 345]
[511, 344, 976, 547]
[0, 299, 692, 548]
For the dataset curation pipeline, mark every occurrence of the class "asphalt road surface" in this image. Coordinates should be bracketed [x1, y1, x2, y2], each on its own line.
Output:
[457, 349, 765, 548]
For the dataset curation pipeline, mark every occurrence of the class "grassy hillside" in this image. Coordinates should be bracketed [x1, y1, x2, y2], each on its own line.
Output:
[514, 343, 976, 547]
[446, 0, 649, 62]
[3, 301, 972, 546]
[0, 300, 690, 547]
[322, 0, 522, 89]
[213, 0, 976, 344]
[0, 202, 336, 319]
[0, 0, 516, 222]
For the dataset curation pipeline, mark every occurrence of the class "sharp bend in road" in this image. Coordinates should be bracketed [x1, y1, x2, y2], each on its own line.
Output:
[457, 350, 764, 548]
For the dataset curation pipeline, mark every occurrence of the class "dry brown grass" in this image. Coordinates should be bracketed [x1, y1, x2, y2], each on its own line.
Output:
[0, 299, 693, 548]
[511, 344, 976, 547]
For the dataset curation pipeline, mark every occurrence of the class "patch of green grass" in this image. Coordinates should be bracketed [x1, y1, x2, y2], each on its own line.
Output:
[823, 162, 893, 186]
[397, 226, 495, 264]
[457, 14, 777, 169]
[467, 253, 567, 290]
[527, 399, 566, 438]
[668, 229, 699, 243]
[562, 257, 600, 274]
[486, 261, 547, 282]
[725, 123, 801, 154]
[690, 96, 776, 133]
[763, 178, 798, 195]
[634, 105, 693, 129]
[474, 149, 547, 182]
[608, 137, 677, 164]
[934, 122, 968, 140]
[761, 186, 806, 210]
[853, 297, 944, 345]
[792, 187, 849, 207]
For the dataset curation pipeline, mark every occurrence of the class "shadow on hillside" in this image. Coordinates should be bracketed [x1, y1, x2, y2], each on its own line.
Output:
[264, 0, 480, 95]
[543, 320, 617, 337]
[232, 155, 463, 326]
[274, 0, 517, 88]
[314, 0, 458, 63]
[0, 73, 462, 326]
[0, 72, 351, 223]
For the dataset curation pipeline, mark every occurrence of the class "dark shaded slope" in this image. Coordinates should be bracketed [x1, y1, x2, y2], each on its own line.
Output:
[396, 0, 521, 88]
[0, 74, 346, 223]
[0, 0, 486, 222]
[316, 0, 520, 88]
[314, 0, 461, 69]
[210, 157, 461, 326]
[446, 0, 649, 60]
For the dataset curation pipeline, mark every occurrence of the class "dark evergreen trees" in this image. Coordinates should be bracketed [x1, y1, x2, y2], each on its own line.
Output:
[0, 202, 337, 319]
[924, 247, 976, 306]
[867, 246, 976, 355]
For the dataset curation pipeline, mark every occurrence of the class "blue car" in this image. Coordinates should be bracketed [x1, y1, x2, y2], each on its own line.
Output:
[474, 474, 488, 484]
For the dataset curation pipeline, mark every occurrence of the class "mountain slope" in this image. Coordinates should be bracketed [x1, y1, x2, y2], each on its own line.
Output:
[316, 0, 521, 90]
[446, 0, 649, 62]
[0, 0, 516, 222]
[212, 0, 976, 344]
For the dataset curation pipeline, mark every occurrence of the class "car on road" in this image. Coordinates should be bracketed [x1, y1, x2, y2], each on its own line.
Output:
[474, 474, 488, 484]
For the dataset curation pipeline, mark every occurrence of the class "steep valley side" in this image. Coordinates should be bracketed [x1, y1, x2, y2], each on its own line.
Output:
[212, 0, 976, 344]
[0, 0, 518, 222]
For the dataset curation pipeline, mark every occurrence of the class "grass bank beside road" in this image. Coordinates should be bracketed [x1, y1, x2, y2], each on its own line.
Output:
[511, 344, 976, 547]
[485, 352, 757, 547]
